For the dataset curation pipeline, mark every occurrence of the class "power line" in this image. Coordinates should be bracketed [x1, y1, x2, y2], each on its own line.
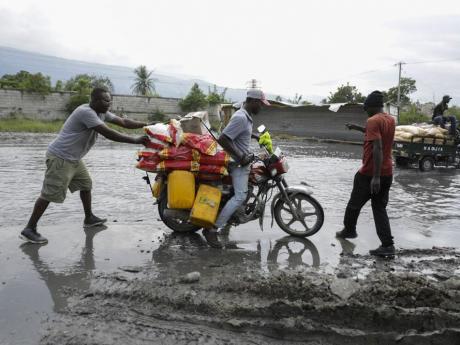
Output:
[405, 57, 460, 65]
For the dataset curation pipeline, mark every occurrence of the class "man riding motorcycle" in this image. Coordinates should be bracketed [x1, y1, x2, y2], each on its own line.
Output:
[202, 89, 270, 248]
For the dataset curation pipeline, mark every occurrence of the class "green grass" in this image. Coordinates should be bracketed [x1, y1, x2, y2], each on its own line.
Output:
[0, 118, 65, 132]
[0, 118, 145, 134]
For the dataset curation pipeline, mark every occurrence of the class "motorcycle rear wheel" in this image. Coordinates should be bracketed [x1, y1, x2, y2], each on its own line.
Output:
[158, 196, 201, 233]
[274, 192, 324, 237]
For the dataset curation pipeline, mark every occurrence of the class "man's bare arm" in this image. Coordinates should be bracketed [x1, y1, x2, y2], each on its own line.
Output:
[109, 116, 148, 129]
[217, 133, 243, 162]
[93, 124, 148, 145]
[371, 138, 383, 194]
[345, 123, 366, 133]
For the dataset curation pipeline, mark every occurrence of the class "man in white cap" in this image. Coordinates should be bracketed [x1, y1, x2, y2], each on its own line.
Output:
[202, 89, 270, 248]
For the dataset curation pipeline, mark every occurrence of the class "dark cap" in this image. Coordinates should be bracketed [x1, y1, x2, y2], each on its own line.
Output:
[364, 90, 384, 109]
[443, 95, 452, 101]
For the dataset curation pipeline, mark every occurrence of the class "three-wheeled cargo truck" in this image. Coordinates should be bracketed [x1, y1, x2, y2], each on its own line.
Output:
[393, 136, 460, 171]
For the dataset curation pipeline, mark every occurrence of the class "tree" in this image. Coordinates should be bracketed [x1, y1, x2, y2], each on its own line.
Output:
[0, 70, 52, 95]
[179, 83, 208, 112]
[207, 84, 228, 105]
[288, 93, 303, 104]
[64, 74, 114, 114]
[275, 95, 283, 102]
[326, 82, 365, 104]
[131, 65, 156, 96]
[54, 80, 64, 92]
[64, 74, 114, 93]
[383, 77, 417, 106]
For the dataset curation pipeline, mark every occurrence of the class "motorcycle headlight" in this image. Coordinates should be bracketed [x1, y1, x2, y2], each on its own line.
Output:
[270, 168, 277, 177]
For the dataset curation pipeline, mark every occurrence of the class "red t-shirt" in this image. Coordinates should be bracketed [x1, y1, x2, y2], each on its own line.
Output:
[359, 113, 395, 176]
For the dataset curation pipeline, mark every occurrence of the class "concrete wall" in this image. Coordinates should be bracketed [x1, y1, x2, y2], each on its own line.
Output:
[253, 105, 369, 142]
[0, 89, 182, 120]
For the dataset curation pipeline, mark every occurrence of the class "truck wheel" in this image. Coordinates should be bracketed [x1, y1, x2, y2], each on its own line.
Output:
[395, 157, 409, 168]
[419, 157, 434, 172]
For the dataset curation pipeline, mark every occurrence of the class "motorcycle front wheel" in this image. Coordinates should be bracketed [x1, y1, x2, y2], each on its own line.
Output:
[158, 196, 201, 233]
[274, 192, 324, 237]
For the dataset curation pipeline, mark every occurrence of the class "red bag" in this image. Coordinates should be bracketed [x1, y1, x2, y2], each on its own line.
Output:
[198, 164, 228, 175]
[198, 151, 230, 166]
[145, 137, 169, 150]
[181, 133, 217, 156]
[136, 158, 159, 172]
[144, 123, 173, 143]
[138, 149, 160, 160]
[158, 146, 194, 161]
[158, 160, 200, 172]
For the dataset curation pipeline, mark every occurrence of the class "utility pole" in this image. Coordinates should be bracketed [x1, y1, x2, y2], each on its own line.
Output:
[395, 61, 405, 121]
[247, 79, 259, 89]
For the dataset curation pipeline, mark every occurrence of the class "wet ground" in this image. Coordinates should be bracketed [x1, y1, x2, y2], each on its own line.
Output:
[1, 132, 460, 344]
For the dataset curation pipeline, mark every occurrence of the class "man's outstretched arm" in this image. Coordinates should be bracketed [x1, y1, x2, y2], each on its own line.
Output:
[109, 116, 149, 129]
[93, 124, 149, 145]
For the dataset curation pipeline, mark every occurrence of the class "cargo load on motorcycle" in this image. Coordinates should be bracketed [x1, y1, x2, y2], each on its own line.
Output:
[135, 113, 324, 238]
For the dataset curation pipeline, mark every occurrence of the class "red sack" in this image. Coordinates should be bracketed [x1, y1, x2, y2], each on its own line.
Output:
[145, 137, 169, 150]
[158, 160, 200, 172]
[158, 146, 194, 161]
[144, 123, 173, 143]
[198, 151, 230, 166]
[181, 133, 217, 156]
[138, 149, 160, 160]
[136, 158, 159, 172]
[199, 164, 228, 175]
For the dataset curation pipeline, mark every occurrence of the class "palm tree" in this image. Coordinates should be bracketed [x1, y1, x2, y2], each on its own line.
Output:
[131, 65, 156, 96]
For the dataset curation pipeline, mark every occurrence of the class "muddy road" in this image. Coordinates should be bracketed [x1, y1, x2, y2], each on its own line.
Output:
[1, 133, 460, 344]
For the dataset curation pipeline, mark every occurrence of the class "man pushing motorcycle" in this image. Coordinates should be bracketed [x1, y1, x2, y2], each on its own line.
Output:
[202, 89, 270, 248]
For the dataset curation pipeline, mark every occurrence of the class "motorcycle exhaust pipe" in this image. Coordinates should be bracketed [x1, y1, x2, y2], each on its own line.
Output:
[163, 208, 191, 221]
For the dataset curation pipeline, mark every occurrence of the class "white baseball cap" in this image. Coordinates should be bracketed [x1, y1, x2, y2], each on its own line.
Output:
[247, 89, 270, 105]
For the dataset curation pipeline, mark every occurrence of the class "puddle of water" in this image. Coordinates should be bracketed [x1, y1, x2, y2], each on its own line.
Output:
[1, 133, 460, 344]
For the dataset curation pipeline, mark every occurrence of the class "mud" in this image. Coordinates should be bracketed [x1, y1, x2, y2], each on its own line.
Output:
[1, 133, 460, 344]
[40, 242, 460, 345]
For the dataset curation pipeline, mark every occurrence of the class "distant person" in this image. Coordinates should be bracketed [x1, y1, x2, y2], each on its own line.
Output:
[337, 91, 396, 257]
[433, 95, 457, 136]
[20, 87, 150, 244]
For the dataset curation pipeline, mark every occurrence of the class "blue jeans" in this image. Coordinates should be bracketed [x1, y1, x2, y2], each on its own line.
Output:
[215, 164, 250, 228]
[433, 115, 457, 135]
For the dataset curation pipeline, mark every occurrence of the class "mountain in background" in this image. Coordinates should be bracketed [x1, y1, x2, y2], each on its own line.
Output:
[0, 46, 251, 102]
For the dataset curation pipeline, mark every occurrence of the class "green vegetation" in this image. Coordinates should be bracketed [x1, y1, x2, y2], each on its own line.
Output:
[323, 83, 365, 104]
[0, 118, 64, 132]
[179, 83, 208, 112]
[398, 104, 430, 125]
[0, 70, 53, 95]
[382, 77, 417, 106]
[64, 74, 114, 114]
[131, 65, 157, 96]
[207, 85, 227, 105]
[148, 108, 167, 122]
[0, 117, 144, 134]
[448, 106, 460, 121]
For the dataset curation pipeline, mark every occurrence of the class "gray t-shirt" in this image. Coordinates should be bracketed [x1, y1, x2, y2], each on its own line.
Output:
[47, 104, 117, 161]
[222, 107, 253, 157]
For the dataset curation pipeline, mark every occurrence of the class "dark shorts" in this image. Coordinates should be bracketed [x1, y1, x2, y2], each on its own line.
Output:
[40, 153, 92, 203]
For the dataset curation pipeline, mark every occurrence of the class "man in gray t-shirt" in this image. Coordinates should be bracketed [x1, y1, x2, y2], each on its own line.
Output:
[202, 89, 270, 248]
[20, 87, 150, 244]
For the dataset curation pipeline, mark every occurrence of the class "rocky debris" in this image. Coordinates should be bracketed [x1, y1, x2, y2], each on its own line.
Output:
[40, 248, 460, 345]
[179, 271, 201, 284]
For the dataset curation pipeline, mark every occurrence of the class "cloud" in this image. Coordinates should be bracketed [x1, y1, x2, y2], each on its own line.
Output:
[388, 15, 460, 60]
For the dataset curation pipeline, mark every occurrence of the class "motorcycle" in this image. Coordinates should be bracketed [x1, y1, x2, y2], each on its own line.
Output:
[144, 126, 324, 238]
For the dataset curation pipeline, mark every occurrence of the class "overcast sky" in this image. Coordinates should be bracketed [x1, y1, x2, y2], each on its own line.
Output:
[1, 0, 460, 104]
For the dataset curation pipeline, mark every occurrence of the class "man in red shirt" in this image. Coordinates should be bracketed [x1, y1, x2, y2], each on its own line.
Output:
[336, 91, 396, 257]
